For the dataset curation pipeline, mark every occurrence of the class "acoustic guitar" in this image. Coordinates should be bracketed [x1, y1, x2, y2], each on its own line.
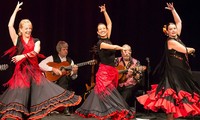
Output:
[85, 60, 96, 92]
[0, 64, 9, 71]
[44, 60, 96, 81]
[84, 45, 98, 100]
[84, 60, 96, 100]
[117, 65, 146, 83]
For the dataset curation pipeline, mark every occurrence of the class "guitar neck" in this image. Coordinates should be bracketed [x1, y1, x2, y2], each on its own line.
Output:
[63, 61, 91, 70]
[45, 60, 95, 82]
[77, 61, 90, 67]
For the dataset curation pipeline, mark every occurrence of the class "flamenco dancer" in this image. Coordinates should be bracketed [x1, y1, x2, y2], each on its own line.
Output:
[137, 3, 200, 120]
[75, 4, 135, 120]
[0, 1, 81, 120]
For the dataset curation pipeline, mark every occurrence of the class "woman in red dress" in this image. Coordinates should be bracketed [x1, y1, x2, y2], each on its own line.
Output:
[75, 4, 135, 120]
[0, 2, 82, 120]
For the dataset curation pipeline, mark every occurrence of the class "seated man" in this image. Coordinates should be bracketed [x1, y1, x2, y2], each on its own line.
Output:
[115, 44, 146, 108]
[39, 41, 78, 116]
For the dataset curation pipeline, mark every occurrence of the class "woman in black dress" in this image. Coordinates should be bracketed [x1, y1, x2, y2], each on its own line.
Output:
[137, 3, 200, 120]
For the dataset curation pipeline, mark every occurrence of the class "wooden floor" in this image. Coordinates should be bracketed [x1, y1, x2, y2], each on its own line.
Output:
[42, 112, 200, 120]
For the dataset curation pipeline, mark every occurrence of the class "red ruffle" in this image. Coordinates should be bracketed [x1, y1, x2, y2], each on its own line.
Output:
[137, 84, 200, 118]
[3, 46, 17, 58]
[94, 63, 118, 96]
[3, 57, 43, 89]
[76, 109, 134, 120]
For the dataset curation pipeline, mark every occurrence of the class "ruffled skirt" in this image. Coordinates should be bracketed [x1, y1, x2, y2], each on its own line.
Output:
[137, 84, 200, 118]
[0, 76, 82, 120]
[76, 64, 135, 120]
[76, 87, 135, 120]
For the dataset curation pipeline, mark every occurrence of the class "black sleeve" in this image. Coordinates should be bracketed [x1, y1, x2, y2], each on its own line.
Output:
[34, 38, 40, 43]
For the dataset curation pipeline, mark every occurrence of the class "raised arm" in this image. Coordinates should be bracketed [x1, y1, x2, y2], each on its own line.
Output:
[99, 4, 112, 38]
[8, 1, 23, 46]
[165, 3, 182, 36]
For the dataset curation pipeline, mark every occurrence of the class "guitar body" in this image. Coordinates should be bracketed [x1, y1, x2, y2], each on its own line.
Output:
[44, 60, 96, 82]
[85, 63, 96, 92]
[85, 82, 95, 92]
[45, 62, 71, 81]
[116, 65, 147, 83]
[84, 82, 95, 100]
[47, 61, 70, 68]
[116, 65, 127, 83]
[85, 60, 97, 92]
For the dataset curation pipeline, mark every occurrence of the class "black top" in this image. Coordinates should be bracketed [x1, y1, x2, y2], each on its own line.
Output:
[97, 38, 116, 67]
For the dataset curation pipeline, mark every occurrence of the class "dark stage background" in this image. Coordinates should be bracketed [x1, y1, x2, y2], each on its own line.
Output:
[0, 0, 200, 98]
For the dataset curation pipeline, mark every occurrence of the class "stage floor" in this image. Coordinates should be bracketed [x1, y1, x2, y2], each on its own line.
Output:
[42, 112, 200, 120]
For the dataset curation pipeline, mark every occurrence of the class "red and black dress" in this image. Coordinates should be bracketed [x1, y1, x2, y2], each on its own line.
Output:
[0, 37, 82, 120]
[75, 38, 135, 120]
[137, 37, 200, 118]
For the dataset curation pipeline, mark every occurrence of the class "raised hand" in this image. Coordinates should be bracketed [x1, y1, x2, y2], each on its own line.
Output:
[15, 1, 23, 12]
[165, 2, 174, 11]
[99, 4, 106, 12]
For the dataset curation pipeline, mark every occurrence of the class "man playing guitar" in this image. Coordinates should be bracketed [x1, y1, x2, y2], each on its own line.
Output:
[115, 44, 146, 108]
[39, 40, 78, 116]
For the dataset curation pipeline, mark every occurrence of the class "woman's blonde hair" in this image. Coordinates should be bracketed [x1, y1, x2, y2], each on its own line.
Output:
[18, 19, 32, 36]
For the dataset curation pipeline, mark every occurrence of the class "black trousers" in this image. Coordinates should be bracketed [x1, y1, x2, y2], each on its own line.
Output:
[56, 76, 72, 90]
[117, 84, 139, 107]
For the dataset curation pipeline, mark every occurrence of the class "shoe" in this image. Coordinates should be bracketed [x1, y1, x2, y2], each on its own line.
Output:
[64, 108, 71, 116]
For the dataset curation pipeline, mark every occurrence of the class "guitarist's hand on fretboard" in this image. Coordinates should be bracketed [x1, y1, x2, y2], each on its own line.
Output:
[127, 68, 134, 76]
[71, 65, 78, 75]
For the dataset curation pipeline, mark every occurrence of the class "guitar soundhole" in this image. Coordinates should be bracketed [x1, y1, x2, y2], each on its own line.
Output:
[52, 72, 57, 76]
